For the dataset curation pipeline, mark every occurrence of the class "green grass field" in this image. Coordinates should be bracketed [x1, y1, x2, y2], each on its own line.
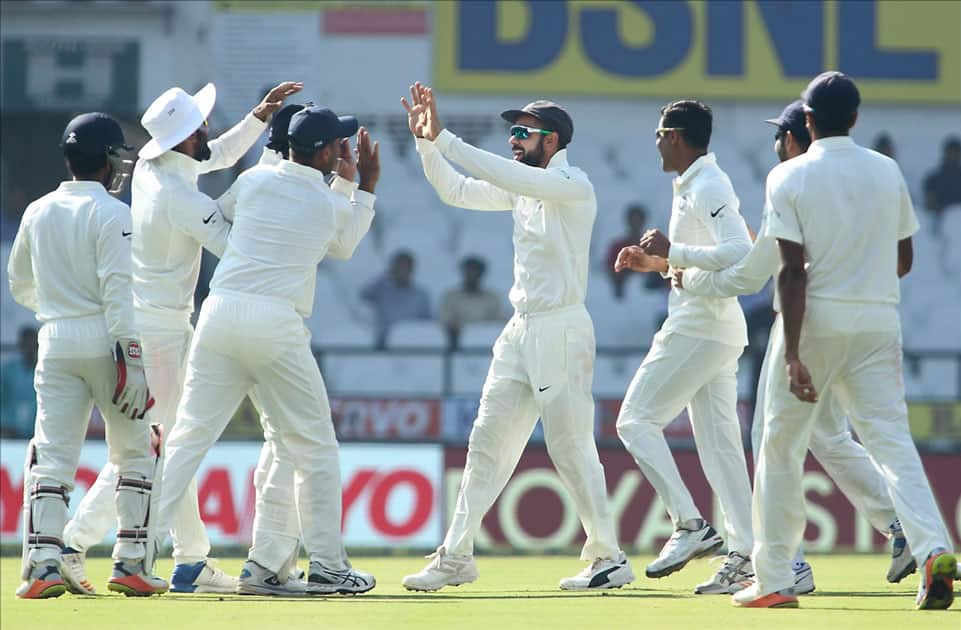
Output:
[2, 555, 956, 629]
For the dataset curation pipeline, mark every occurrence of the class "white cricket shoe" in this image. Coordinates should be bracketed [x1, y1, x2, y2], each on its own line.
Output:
[307, 561, 375, 595]
[694, 552, 753, 595]
[61, 547, 96, 595]
[170, 558, 238, 594]
[646, 519, 724, 578]
[402, 546, 479, 592]
[559, 551, 634, 590]
[790, 561, 816, 595]
[237, 560, 307, 596]
[886, 527, 916, 583]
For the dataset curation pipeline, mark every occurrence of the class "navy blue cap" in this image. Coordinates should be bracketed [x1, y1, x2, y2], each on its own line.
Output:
[501, 100, 574, 147]
[267, 103, 306, 151]
[61, 112, 132, 157]
[287, 107, 359, 153]
[801, 71, 860, 120]
[765, 99, 810, 140]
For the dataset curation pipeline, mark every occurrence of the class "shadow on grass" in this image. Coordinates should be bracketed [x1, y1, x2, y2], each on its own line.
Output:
[152, 588, 682, 603]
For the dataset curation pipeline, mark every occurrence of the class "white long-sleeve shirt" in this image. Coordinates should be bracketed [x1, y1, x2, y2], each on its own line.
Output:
[417, 129, 595, 314]
[683, 218, 778, 303]
[661, 153, 751, 347]
[210, 160, 375, 318]
[7, 181, 138, 357]
[130, 113, 266, 325]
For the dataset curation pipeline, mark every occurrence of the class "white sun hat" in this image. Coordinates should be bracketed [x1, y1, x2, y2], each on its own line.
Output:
[138, 83, 217, 160]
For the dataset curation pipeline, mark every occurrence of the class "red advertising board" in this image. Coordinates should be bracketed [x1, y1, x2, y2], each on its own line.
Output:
[331, 398, 442, 440]
[444, 446, 961, 553]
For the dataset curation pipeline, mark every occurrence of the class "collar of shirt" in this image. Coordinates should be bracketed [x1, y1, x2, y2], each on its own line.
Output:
[276, 159, 329, 184]
[673, 152, 716, 192]
[546, 149, 570, 169]
[151, 149, 203, 184]
[57, 180, 107, 194]
[807, 136, 856, 156]
[260, 147, 283, 166]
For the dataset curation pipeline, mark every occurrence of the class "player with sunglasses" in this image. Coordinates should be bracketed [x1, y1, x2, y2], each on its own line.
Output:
[399, 83, 633, 592]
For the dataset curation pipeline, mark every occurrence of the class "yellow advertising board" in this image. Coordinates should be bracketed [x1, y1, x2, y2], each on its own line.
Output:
[434, 0, 961, 104]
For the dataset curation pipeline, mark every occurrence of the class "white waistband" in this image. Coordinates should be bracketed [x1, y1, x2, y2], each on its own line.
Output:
[513, 303, 585, 319]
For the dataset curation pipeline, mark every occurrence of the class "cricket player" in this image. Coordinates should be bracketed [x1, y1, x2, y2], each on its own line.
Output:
[156, 106, 380, 596]
[60, 81, 302, 594]
[400, 83, 633, 591]
[613, 100, 755, 594]
[734, 72, 956, 610]
[669, 100, 916, 594]
[9, 113, 165, 598]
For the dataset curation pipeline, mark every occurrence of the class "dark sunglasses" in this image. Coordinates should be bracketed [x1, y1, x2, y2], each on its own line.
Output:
[510, 125, 552, 140]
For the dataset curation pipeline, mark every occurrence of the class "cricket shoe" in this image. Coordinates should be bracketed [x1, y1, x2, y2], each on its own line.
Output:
[559, 551, 634, 590]
[694, 552, 753, 595]
[107, 559, 168, 597]
[61, 546, 96, 595]
[16, 563, 66, 599]
[307, 561, 375, 595]
[732, 582, 799, 608]
[237, 560, 307, 596]
[402, 546, 478, 592]
[646, 519, 724, 578]
[170, 559, 238, 593]
[915, 549, 955, 610]
[790, 561, 816, 595]
[886, 525, 916, 583]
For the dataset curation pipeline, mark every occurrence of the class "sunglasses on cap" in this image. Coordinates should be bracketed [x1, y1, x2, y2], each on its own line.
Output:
[509, 125, 553, 140]
[655, 127, 684, 139]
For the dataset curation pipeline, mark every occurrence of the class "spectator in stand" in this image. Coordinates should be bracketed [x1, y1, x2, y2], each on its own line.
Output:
[361, 249, 431, 347]
[0, 326, 38, 438]
[440, 256, 505, 349]
[873, 133, 896, 161]
[606, 204, 663, 299]
[923, 136, 961, 230]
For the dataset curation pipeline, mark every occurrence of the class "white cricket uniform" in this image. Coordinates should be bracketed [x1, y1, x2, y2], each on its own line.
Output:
[63, 114, 266, 565]
[683, 218, 899, 537]
[157, 161, 375, 569]
[615, 153, 755, 554]
[417, 129, 619, 561]
[753, 136, 952, 594]
[7, 181, 153, 565]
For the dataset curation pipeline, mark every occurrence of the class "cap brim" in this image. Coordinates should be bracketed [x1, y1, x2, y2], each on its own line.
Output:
[337, 116, 359, 138]
[763, 118, 782, 126]
[500, 109, 526, 123]
[193, 83, 217, 121]
[138, 138, 166, 160]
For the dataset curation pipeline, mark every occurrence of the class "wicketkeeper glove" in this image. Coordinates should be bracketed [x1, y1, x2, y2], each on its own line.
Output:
[113, 338, 155, 420]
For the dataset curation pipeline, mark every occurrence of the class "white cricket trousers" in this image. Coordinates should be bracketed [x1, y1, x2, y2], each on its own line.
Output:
[158, 293, 347, 569]
[444, 304, 620, 561]
[753, 322, 953, 594]
[29, 330, 153, 566]
[751, 316, 898, 540]
[616, 330, 753, 555]
[63, 325, 210, 565]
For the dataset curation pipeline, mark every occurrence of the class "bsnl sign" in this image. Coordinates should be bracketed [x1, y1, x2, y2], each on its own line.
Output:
[434, 0, 961, 104]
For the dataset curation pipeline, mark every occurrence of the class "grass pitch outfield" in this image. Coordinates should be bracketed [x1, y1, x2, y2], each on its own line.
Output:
[2, 555, 956, 630]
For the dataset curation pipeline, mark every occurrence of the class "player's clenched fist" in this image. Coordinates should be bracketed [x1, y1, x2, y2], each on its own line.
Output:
[112, 338, 155, 420]
[614, 245, 668, 274]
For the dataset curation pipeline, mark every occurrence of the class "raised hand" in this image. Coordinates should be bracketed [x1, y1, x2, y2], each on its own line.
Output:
[401, 82, 429, 138]
[614, 246, 668, 274]
[335, 137, 357, 182]
[421, 85, 442, 141]
[253, 81, 304, 121]
[356, 127, 380, 193]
